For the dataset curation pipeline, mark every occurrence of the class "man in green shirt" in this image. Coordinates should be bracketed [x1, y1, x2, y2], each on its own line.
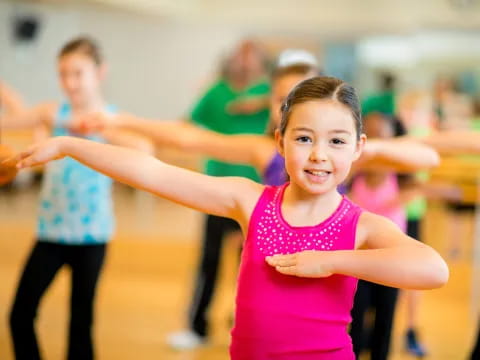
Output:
[167, 40, 270, 349]
[362, 73, 396, 117]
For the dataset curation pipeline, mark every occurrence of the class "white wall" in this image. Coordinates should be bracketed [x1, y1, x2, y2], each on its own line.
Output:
[0, 1, 250, 118]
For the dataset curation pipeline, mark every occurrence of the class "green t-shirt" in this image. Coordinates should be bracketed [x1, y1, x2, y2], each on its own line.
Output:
[190, 79, 270, 180]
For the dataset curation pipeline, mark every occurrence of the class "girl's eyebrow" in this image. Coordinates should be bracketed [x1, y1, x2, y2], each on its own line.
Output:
[329, 129, 352, 135]
[291, 127, 313, 133]
[291, 127, 352, 135]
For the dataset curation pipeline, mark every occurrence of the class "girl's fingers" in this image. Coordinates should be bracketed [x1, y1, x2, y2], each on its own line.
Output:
[17, 149, 37, 167]
[17, 156, 38, 168]
[265, 254, 296, 267]
[15, 147, 43, 168]
[1, 149, 32, 167]
[275, 265, 298, 276]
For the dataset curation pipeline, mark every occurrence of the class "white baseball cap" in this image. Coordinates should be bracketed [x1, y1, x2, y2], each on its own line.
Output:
[277, 49, 318, 68]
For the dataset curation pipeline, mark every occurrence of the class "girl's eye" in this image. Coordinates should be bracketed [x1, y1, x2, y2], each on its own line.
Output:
[331, 138, 346, 145]
[296, 136, 312, 143]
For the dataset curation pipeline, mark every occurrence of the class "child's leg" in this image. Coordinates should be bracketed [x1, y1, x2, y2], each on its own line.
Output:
[66, 243, 106, 360]
[404, 217, 427, 354]
[405, 219, 422, 330]
[188, 215, 240, 337]
[370, 285, 398, 360]
[470, 318, 480, 360]
[9, 241, 65, 360]
[349, 280, 373, 357]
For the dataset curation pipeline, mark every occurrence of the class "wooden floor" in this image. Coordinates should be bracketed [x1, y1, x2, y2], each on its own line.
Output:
[0, 179, 478, 359]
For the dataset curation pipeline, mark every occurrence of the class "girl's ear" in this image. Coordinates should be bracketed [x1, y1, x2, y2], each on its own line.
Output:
[275, 129, 285, 156]
[353, 133, 367, 161]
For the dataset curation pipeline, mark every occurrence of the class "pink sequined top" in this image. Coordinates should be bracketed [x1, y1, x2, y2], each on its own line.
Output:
[230, 183, 363, 359]
[350, 174, 406, 231]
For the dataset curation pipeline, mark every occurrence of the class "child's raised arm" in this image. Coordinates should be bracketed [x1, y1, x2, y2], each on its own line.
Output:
[5, 136, 263, 223]
[266, 212, 448, 290]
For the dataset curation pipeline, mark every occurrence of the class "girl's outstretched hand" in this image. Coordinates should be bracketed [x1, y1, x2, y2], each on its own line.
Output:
[69, 112, 112, 135]
[265, 250, 334, 278]
[2, 137, 68, 169]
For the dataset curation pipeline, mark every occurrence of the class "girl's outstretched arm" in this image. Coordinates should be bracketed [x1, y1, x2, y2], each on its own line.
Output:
[354, 138, 440, 173]
[0, 81, 55, 129]
[101, 128, 156, 154]
[419, 130, 480, 154]
[5, 136, 263, 223]
[0, 81, 24, 113]
[73, 112, 275, 173]
[266, 212, 448, 290]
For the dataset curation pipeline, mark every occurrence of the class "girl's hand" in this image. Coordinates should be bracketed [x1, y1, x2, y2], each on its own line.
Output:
[2, 137, 68, 169]
[265, 250, 334, 278]
[226, 96, 267, 115]
[0, 144, 18, 185]
[69, 112, 113, 135]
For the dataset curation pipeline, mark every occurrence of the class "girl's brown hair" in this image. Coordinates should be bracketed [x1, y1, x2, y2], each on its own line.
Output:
[58, 36, 102, 65]
[280, 76, 362, 139]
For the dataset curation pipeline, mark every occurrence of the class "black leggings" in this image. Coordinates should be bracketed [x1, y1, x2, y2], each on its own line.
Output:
[471, 318, 480, 360]
[10, 241, 106, 360]
[350, 280, 399, 360]
[188, 214, 240, 337]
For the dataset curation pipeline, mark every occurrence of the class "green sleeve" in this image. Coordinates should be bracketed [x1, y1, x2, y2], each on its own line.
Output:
[189, 85, 216, 127]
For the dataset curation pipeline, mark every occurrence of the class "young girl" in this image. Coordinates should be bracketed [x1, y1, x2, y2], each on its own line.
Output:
[6, 76, 449, 359]
[73, 60, 442, 350]
[1, 37, 152, 360]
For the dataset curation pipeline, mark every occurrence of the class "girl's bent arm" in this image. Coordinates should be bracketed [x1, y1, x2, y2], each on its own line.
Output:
[267, 212, 448, 290]
[332, 212, 448, 289]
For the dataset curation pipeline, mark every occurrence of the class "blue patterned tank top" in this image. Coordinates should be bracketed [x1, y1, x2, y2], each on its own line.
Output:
[37, 103, 115, 244]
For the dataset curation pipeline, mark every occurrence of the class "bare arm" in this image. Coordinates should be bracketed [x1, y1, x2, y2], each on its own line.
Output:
[353, 138, 440, 173]
[101, 128, 156, 154]
[266, 212, 448, 290]
[339, 212, 448, 289]
[7, 136, 263, 225]
[76, 113, 276, 173]
[0, 81, 24, 113]
[1, 103, 55, 130]
[226, 94, 270, 115]
[419, 130, 480, 155]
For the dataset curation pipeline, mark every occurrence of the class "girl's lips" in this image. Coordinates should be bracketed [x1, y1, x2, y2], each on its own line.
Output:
[305, 169, 331, 176]
[304, 169, 331, 183]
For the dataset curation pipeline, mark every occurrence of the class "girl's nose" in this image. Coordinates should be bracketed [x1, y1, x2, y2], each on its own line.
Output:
[309, 144, 328, 162]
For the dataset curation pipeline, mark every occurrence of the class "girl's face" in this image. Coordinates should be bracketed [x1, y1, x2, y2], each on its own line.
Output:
[270, 73, 312, 128]
[276, 100, 365, 195]
[57, 53, 104, 106]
